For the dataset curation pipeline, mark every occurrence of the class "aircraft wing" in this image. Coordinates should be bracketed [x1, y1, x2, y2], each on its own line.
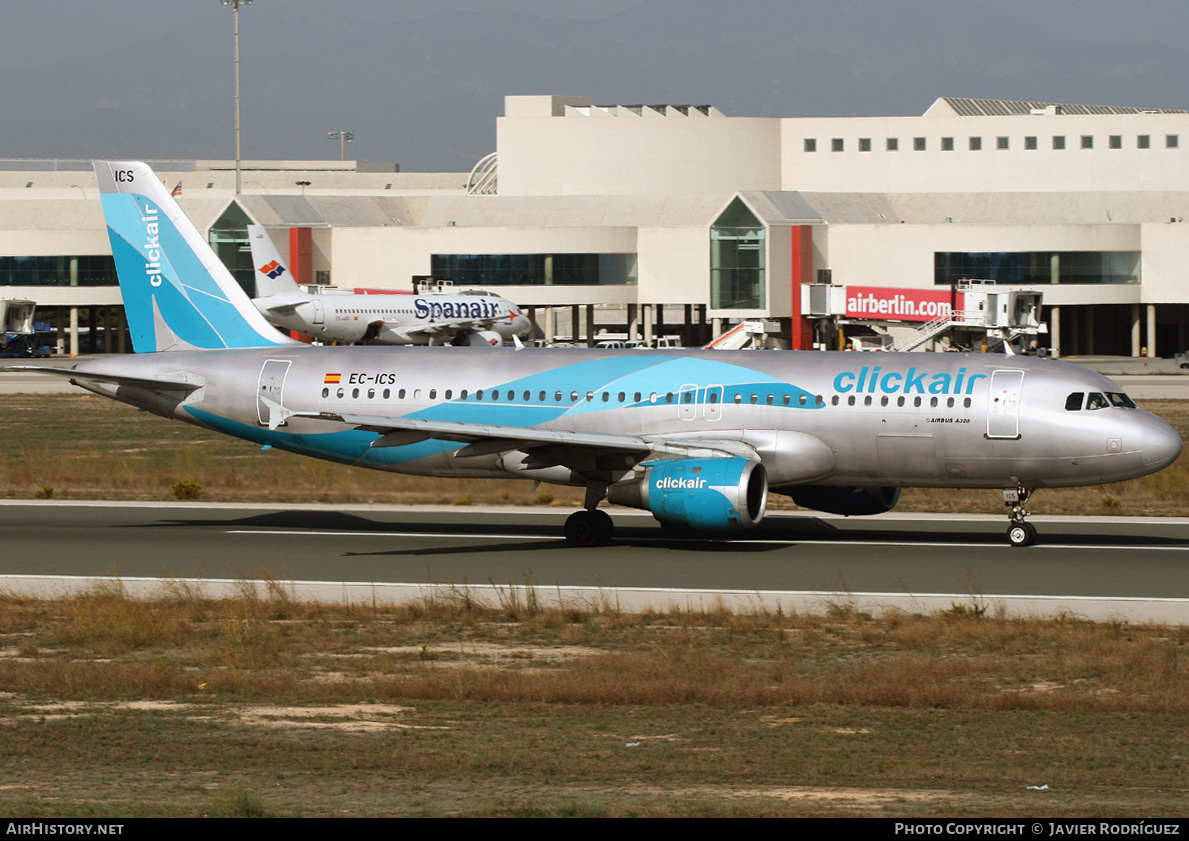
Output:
[293, 410, 756, 473]
[10, 365, 204, 393]
[402, 318, 503, 337]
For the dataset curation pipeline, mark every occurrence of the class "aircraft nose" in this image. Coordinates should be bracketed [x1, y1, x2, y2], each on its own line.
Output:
[1143, 413, 1183, 471]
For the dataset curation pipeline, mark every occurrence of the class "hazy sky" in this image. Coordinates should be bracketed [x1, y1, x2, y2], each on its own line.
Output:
[3, 1, 1187, 169]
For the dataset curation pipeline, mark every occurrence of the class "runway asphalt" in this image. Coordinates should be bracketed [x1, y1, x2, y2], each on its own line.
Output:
[2, 501, 1187, 623]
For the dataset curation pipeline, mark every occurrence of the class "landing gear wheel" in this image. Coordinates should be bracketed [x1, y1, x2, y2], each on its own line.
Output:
[1007, 523, 1035, 547]
[564, 509, 613, 547]
[1003, 486, 1038, 547]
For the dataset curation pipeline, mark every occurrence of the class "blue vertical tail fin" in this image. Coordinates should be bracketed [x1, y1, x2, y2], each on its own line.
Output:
[94, 161, 300, 352]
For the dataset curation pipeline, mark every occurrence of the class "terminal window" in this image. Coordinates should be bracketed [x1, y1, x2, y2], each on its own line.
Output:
[1081, 135, 1094, 149]
[997, 136, 1009, 150]
[803, 138, 816, 152]
[1138, 135, 1151, 149]
[1168, 135, 1180, 148]
[430, 254, 637, 286]
[859, 138, 871, 152]
[935, 251, 1140, 286]
[1053, 136, 1066, 150]
[0, 255, 117, 287]
[1109, 135, 1122, 149]
[941, 137, 954, 151]
[1024, 136, 1038, 150]
[886, 137, 899, 151]
[832, 138, 844, 152]
[914, 137, 926, 151]
[968, 137, 982, 151]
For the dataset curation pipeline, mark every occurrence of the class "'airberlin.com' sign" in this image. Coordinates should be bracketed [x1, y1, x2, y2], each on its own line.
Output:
[845, 287, 963, 323]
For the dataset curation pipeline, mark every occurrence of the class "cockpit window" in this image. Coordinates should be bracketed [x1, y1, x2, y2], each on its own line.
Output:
[1107, 392, 1137, 409]
[1065, 392, 1083, 411]
[1086, 392, 1110, 410]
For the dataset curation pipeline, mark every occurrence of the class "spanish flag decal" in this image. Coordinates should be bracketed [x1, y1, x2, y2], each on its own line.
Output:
[324, 373, 342, 384]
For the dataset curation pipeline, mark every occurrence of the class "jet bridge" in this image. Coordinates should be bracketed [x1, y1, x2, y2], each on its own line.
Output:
[0, 298, 35, 335]
[802, 281, 1046, 352]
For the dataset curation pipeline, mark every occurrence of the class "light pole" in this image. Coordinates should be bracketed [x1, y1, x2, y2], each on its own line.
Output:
[328, 130, 354, 161]
[221, 0, 252, 194]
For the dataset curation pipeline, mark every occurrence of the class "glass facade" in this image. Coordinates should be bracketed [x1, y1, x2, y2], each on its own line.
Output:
[208, 202, 257, 295]
[0, 255, 116, 287]
[430, 253, 637, 286]
[935, 251, 1140, 285]
[710, 197, 765, 309]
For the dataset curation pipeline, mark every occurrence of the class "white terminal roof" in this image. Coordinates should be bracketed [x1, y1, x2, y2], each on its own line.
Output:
[926, 97, 1189, 117]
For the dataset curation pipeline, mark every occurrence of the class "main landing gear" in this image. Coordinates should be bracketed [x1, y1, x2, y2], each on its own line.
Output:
[1003, 486, 1037, 547]
[564, 483, 614, 547]
[564, 508, 613, 547]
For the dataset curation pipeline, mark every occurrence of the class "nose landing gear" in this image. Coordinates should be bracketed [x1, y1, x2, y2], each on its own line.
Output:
[1003, 486, 1037, 547]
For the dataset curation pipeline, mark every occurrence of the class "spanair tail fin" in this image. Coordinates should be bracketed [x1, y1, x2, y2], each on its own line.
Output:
[93, 161, 300, 352]
[246, 225, 305, 299]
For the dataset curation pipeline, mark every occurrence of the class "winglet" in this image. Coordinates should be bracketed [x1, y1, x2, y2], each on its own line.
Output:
[93, 161, 300, 352]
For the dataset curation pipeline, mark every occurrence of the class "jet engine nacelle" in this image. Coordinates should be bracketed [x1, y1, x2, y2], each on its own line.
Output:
[781, 485, 901, 516]
[452, 330, 503, 347]
[607, 457, 768, 531]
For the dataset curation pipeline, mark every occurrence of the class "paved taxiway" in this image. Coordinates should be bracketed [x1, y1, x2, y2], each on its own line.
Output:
[3, 501, 1188, 623]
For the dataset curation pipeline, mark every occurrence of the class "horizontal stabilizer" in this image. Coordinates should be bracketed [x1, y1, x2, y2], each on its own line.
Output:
[11, 365, 203, 393]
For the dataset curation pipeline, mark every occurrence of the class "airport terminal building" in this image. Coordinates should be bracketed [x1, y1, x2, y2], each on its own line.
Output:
[4, 94, 1189, 356]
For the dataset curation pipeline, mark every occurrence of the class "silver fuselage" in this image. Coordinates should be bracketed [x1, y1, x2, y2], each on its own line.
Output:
[70, 346, 1182, 491]
[253, 292, 530, 345]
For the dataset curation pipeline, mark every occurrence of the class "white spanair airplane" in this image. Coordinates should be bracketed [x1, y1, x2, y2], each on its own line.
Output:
[246, 225, 530, 347]
[22, 162, 1183, 547]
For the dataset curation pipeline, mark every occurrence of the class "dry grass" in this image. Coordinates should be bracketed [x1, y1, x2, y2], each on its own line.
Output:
[2, 395, 1189, 516]
[0, 582, 1186, 816]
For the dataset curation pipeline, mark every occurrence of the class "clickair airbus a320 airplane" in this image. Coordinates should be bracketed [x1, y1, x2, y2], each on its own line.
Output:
[24, 162, 1183, 547]
[246, 225, 530, 347]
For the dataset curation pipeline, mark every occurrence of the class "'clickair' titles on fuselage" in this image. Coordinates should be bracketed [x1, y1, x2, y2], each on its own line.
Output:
[141, 205, 162, 287]
[833, 366, 989, 396]
[413, 297, 504, 323]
